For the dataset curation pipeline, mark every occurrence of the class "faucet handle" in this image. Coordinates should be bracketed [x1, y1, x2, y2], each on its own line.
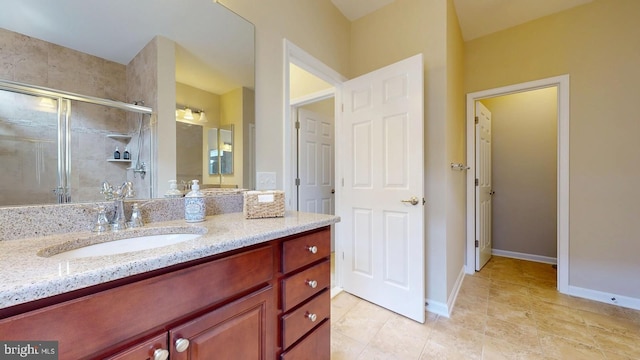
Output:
[124, 181, 135, 198]
[92, 205, 111, 232]
[128, 203, 144, 228]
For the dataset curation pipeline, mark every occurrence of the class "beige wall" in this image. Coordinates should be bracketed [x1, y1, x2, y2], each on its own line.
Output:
[465, 0, 640, 298]
[482, 88, 558, 258]
[290, 63, 333, 99]
[445, 0, 467, 305]
[219, 0, 350, 189]
[350, 0, 466, 307]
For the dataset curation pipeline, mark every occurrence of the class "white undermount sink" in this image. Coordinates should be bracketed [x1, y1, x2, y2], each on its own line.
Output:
[45, 233, 203, 260]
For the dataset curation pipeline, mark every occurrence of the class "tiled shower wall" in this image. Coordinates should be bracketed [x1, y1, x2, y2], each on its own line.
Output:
[0, 28, 155, 205]
[125, 37, 159, 199]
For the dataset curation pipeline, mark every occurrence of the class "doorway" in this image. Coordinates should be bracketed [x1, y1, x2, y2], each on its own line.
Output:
[465, 75, 570, 293]
[292, 96, 337, 291]
[284, 41, 346, 296]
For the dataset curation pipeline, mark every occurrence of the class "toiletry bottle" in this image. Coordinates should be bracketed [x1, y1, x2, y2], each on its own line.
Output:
[185, 180, 205, 222]
[114, 146, 121, 159]
[165, 179, 183, 198]
[123, 146, 130, 160]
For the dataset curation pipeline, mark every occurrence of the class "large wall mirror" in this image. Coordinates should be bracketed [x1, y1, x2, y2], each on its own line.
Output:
[0, 0, 255, 206]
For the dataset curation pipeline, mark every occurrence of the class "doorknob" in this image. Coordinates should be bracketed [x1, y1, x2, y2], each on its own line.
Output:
[401, 197, 419, 206]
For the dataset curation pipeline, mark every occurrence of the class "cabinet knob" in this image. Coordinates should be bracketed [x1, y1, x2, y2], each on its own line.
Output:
[175, 338, 190, 353]
[307, 245, 318, 254]
[305, 312, 318, 322]
[305, 279, 318, 289]
[153, 349, 169, 360]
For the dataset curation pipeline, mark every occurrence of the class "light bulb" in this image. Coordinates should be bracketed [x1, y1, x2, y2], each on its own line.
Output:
[184, 108, 194, 120]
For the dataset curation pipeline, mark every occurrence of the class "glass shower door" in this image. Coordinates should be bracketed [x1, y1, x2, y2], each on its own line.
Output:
[0, 89, 63, 206]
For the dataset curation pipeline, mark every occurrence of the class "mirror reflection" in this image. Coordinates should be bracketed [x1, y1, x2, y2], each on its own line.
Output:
[0, 0, 255, 207]
[208, 125, 234, 176]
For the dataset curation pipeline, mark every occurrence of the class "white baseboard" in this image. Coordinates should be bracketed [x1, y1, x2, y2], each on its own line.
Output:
[425, 266, 466, 318]
[330, 286, 343, 299]
[567, 285, 640, 311]
[492, 249, 557, 264]
[425, 299, 449, 317]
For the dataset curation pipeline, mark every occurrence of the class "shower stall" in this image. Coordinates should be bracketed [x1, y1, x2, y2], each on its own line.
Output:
[0, 79, 153, 207]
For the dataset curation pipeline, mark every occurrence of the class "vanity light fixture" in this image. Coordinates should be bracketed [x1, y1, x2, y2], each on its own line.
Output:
[198, 111, 208, 123]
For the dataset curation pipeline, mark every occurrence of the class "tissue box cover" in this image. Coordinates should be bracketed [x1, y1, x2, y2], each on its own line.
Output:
[244, 190, 285, 219]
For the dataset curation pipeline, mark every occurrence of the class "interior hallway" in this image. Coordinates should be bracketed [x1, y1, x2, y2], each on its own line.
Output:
[330, 256, 640, 359]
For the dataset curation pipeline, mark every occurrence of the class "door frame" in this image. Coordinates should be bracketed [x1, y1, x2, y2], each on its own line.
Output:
[283, 39, 347, 295]
[465, 75, 570, 294]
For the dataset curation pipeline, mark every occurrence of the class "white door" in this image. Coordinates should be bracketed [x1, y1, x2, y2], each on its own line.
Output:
[340, 54, 424, 323]
[475, 101, 492, 270]
[297, 107, 335, 215]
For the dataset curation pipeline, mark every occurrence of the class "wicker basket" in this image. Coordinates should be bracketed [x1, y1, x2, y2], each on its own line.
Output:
[243, 190, 285, 219]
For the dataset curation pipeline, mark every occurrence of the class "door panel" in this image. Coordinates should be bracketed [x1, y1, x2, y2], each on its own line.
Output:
[341, 54, 424, 323]
[298, 108, 335, 215]
[475, 101, 493, 270]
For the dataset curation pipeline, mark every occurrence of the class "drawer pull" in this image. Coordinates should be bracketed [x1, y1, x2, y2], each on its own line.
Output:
[305, 279, 318, 289]
[175, 338, 190, 353]
[305, 312, 318, 322]
[307, 245, 318, 254]
[153, 349, 169, 360]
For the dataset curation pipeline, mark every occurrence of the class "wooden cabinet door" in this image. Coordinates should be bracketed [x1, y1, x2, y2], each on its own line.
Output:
[103, 333, 168, 360]
[169, 286, 275, 360]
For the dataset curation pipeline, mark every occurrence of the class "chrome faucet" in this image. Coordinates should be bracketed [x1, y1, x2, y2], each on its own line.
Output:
[100, 181, 135, 231]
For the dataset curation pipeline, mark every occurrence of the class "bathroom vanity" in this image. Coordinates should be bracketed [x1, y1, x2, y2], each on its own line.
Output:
[0, 211, 338, 359]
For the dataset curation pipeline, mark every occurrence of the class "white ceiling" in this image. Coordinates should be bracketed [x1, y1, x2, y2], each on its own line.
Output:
[332, 0, 593, 40]
[0, 0, 254, 95]
[331, 0, 395, 21]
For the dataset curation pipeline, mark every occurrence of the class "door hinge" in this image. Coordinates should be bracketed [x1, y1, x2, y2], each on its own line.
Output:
[295, 121, 300, 129]
[341, 103, 344, 112]
[475, 116, 479, 124]
[475, 178, 479, 186]
[341, 178, 344, 187]
[295, 178, 300, 186]
[475, 240, 479, 248]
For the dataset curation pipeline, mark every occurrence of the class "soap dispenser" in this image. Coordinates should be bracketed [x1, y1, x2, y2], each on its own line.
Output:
[164, 180, 183, 198]
[184, 180, 205, 222]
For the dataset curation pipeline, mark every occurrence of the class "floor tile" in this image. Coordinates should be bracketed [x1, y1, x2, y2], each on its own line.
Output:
[331, 256, 640, 360]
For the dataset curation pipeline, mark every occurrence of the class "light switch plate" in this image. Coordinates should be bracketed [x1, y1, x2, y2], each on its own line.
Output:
[256, 172, 276, 190]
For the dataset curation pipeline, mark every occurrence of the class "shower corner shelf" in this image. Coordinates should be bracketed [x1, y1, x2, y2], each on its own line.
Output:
[107, 134, 132, 141]
[107, 159, 132, 163]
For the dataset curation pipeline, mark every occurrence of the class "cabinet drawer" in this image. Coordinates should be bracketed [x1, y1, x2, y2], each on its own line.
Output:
[281, 260, 330, 312]
[282, 290, 330, 349]
[280, 319, 330, 360]
[282, 228, 330, 274]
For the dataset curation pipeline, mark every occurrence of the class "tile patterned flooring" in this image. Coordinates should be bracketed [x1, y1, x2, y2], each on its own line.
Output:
[330, 256, 640, 359]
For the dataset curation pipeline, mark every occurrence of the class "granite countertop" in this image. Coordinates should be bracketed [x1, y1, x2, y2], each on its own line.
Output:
[0, 211, 340, 310]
